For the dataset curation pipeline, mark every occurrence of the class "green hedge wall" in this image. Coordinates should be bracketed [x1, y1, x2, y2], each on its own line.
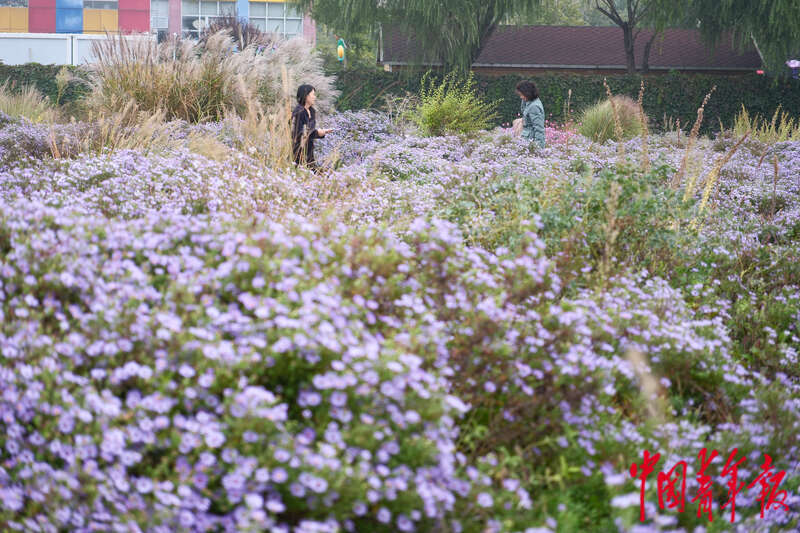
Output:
[0, 63, 90, 105]
[332, 67, 800, 133]
[3, 62, 797, 134]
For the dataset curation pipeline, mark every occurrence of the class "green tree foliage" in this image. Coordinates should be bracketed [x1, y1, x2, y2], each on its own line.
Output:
[649, 0, 800, 74]
[505, 0, 586, 26]
[295, 0, 540, 71]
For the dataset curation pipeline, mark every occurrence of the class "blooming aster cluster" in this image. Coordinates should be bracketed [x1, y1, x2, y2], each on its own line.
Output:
[0, 110, 798, 532]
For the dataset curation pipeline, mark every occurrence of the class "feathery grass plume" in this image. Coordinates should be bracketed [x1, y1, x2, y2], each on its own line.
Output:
[672, 85, 715, 189]
[0, 82, 58, 123]
[603, 78, 625, 164]
[223, 64, 295, 171]
[694, 129, 749, 220]
[88, 32, 337, 124]
[383, 92, 419, 135]
[563, 88, 573, 124]
[257, 36, 339, 115]
[54, 66, 75, 107]
[48, 100, 179, 157]
[625, 349, 667, 424]
[579, 92, 642, 146]
[771, 154, 779, 220]
[599, 181, 621, 285]
[199, 14, 273, 50]
[733, 104, 800, 144]
[682, 151, 705, 203]
[637, 81, 650, 173]
[562, 88, 577, 152]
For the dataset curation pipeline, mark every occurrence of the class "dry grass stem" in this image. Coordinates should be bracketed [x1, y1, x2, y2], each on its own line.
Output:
[625, 349, 666, 424]
[637, 81, 650, 173]
[695, 129, 749, 219]
[603, 78, 625, 164]
[673, 86, 715, 189]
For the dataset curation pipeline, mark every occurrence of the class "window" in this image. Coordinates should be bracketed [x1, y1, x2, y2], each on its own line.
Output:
[181, 0, 236, 37]
[151, 0, 168, 30]
[84, 0, 118, 8]
[249, 2, 302, 38]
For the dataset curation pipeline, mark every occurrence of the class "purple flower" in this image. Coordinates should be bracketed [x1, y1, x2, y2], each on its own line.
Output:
[205, 431, 225, 448]
[135, 478, 153, 494]
[353, 502, 367, 516]
[377, 507, 391, 524]
[477, 492, 493, 508]
[244, 493, 263, 509]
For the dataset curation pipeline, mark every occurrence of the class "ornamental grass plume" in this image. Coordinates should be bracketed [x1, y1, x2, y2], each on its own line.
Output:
[733, 104, 800, 144]
[625, 349, 667, 424]
[48, 100, 180, 158]
[672, 85, 715, 189]
[694, 129, 749, 221]
[0, 81, 58, 123]
[770, 154, 780, 220]
[637, 81, 650, 173]
[578, 84, 642, 147]
[222, 66, 295, 171]
[88, 31, 337, 124]
[604, 78, 625, 165]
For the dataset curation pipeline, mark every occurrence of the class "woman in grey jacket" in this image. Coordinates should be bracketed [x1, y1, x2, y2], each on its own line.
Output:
[516, 80, 546, 148]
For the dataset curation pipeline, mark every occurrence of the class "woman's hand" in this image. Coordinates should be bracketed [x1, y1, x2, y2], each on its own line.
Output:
[318, 128, 334, 136]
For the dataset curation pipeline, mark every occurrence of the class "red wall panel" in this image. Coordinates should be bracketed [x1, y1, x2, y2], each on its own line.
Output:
[117, 9, 149, 33]
[29, 0, 55, 8]
[118, 0, 149, 11]
[28, 7, 56, 32]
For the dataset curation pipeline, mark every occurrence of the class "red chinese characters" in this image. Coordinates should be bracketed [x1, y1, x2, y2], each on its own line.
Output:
[748, 454, 790, 519]
[629, 449, 661, 522]
[721, 448, 747, 523]
[630, 448, 791, 523]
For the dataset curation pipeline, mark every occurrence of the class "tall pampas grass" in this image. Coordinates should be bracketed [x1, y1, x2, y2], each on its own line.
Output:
[87, 31, 338, 124]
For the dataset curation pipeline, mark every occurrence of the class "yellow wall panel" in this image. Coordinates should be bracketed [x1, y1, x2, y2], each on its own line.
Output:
[9, 7, 27, 32]
[100, 9, 117, 32]
[84, 9, 117, 33]
[0, 7, 25, 33]
[0, 8, 10, 32]
[83, 9, 100, 32]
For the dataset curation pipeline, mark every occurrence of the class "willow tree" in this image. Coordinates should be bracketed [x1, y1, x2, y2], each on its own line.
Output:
[296, 0, 540, 71]
[650, 0, 800, 74]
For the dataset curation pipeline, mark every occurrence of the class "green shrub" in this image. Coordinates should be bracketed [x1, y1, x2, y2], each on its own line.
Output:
[410, 72, 498, 136]
[578, 95, 644, 143]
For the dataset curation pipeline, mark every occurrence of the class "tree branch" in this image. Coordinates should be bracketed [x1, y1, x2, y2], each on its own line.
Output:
[595, 0, 624, 26]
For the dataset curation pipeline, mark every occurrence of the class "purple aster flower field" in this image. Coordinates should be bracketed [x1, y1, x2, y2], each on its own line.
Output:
[1, 102, 799, 533]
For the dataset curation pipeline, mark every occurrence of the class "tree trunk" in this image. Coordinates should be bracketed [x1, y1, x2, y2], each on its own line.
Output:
[622, 22, 637, 74]
[641, 31, 659, 73]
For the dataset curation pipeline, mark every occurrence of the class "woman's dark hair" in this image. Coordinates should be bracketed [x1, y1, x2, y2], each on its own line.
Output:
[515, 80, 539, 101]
[297, 84, 316, 106]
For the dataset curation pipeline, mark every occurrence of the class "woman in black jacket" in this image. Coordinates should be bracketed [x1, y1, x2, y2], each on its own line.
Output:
[291, 84, 332, 170]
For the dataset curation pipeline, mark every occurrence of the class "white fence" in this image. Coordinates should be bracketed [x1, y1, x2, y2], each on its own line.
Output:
[0, 33, 154, 66]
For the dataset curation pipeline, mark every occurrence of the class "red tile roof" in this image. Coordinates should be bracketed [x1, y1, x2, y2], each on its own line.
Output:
[381, 25, 761, 71]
